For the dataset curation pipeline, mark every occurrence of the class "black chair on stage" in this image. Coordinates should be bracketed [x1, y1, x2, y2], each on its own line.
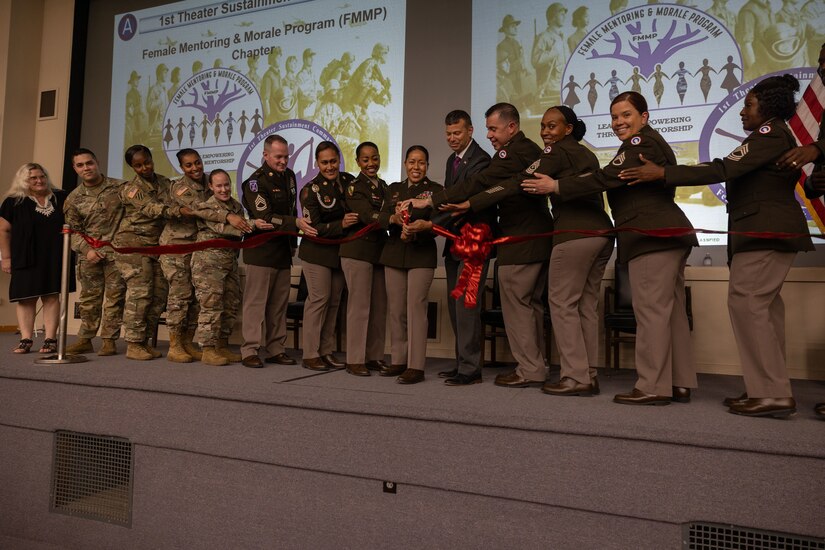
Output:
[603, 261, 693, 371]
[286, 272, 308, 349]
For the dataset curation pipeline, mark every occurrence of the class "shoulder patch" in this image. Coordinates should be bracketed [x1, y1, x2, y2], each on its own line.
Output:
[525, 160, 541, 175]
[254, 195, 267, 211]
[498, 149, 507, 159]
[348, 185, 355, 196]
[302, 207, 311, 223]
[248, 180, 258, 192]
[543, 145, 552, 154]
[726, 143, 749, 161]
[127, 186, 139, 199]
[311, 183, 319, 192]
[758, 125, 771, 134]
[611, 152, 626, 166]
[175, 186, 189, 196]
[630, 136, 642, 145]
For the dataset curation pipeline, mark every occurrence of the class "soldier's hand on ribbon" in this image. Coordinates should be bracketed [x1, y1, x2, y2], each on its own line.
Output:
[403, 219, 433, 234]
[400, 197, 431, 211]
[227, 213, 253, 233]
[776, 144, 820, 170]
[618, 154, 665, 185]
[439, 201, 470, 216]
[522, 172, 558, 194]
[341, 212, 360, 228]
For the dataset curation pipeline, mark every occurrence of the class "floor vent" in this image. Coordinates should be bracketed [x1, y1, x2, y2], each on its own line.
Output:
[50, 430, 133, 527]
[684, 522, 825, 550]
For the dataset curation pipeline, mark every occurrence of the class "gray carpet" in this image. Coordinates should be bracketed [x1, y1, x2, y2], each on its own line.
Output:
[1, 333, 824, 549]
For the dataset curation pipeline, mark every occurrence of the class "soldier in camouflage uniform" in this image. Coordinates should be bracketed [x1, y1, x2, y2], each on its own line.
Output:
[191, 169, 248, 366]
[159, 148, 251, 362]
[116, 145, 192, 361]
[63, 149, 127, 356]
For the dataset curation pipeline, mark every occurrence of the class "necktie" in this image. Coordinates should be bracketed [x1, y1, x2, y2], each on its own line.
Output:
[452, 155, 462, 177]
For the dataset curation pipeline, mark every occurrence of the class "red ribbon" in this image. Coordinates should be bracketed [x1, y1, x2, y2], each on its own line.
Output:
[64, 223, 379, 255]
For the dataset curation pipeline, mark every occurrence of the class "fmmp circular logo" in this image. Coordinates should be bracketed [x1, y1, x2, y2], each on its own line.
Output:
[236, 119, 344, 214]
[118, 14, 138, 41]
[162, 68, 263, 174]
[563, 4, 741, 149]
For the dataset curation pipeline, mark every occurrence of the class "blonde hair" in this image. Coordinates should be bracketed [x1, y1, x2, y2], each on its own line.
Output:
[5, 163, 54, 201]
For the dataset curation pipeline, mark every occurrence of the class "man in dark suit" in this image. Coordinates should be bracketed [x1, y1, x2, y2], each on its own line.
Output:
[438, 111, 492, 385]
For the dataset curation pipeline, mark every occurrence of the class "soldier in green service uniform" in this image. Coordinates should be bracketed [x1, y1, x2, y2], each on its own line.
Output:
[64, 149, 127, 356]
[191, 169, 249, 366]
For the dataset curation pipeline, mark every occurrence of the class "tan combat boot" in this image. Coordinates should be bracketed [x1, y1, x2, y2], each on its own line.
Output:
[66, 337, 93, 354]
[97, 338, 117, 356]
[126, 342, 154, 361]
[183, 329, 202, 361]
[167, 331, 193, 363]
[201, 346, 229, 366]
[144, 340, 163, 359]
[216, 337, 243, 362]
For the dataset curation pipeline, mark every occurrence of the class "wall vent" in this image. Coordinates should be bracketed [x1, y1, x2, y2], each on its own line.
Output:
[684, 522, 824, 550]
[50, 430, 133, 527]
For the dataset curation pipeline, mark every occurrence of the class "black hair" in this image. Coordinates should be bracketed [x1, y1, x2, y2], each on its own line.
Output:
[610, 91, 648, 115]
[356, 141, 379, 158]
[484, 102, 520, 125]
[124, 144, 152, 166]
[550, 105, 587, 141]
[405, 145, 429, 163]
[444, 110, 473, 127]
[750, 74, 799, 121]
[315, 140, 340, 160]
[176, 148, 200, 164]
[72, 148, 97, 162]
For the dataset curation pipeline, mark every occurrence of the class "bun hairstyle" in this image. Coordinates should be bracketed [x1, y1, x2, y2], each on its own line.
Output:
[750, 74, 800, 121]
[552, 105, 587, 141]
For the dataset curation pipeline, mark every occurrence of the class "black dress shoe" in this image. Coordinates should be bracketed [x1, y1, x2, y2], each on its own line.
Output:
[438, 368, 458, 379]
[542, 377, 594, 396]
[671, 386, 691, 403]
[723, 392, 748, 407]
[303, 357, 329, 372]
[494, 370, 543, 388]
[365, 359, 387, 371]
[397, 368, 425, 384]
[265, 353, 297, 365]
[379, 364, 407, 377]
[815, 403, 825, 419]
[444, 372, 482, 386]
[345, 363, 371, 376]
[321, 353, 345, 369]
[613, 388, 671, 406]
[591, 377, 600, 395]
[242, 355, 264, 368]
[728, 397, 796, 418]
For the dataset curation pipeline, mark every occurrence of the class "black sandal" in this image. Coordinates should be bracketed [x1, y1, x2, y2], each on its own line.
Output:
[39, 338, 57, 354]
[14, 338, 33, 354]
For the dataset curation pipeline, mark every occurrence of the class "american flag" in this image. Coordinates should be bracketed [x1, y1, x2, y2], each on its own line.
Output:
[788, 72, 825, 235]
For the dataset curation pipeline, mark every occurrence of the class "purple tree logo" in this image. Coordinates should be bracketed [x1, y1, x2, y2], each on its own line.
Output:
[589, 20, 707, 76]
[180, 78, 247, 121]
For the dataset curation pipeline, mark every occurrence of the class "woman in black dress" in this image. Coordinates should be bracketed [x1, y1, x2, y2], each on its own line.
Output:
[0, 163, 74, 353]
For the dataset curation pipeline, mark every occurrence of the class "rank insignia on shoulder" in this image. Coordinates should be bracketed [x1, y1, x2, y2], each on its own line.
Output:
[312, 184, 320, 192]
[248, 180, 258, 192]
[726, 143, 749, 161]
[498, 150, 507, 159]
[758, 125, 771, 134]
[543, 146, 552, 154]
[630, 136, 642, 145]
[254, 195, 267, 211]
[525, 160, 541, 175]
[611, 152, 626, 166]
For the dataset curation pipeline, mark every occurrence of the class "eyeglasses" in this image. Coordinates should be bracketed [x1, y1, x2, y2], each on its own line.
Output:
[27, 176, 48, 182]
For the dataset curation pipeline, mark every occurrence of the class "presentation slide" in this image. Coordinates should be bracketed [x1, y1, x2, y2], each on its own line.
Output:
[472, 0, 825, 243]
[108, 0, 406, 206]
